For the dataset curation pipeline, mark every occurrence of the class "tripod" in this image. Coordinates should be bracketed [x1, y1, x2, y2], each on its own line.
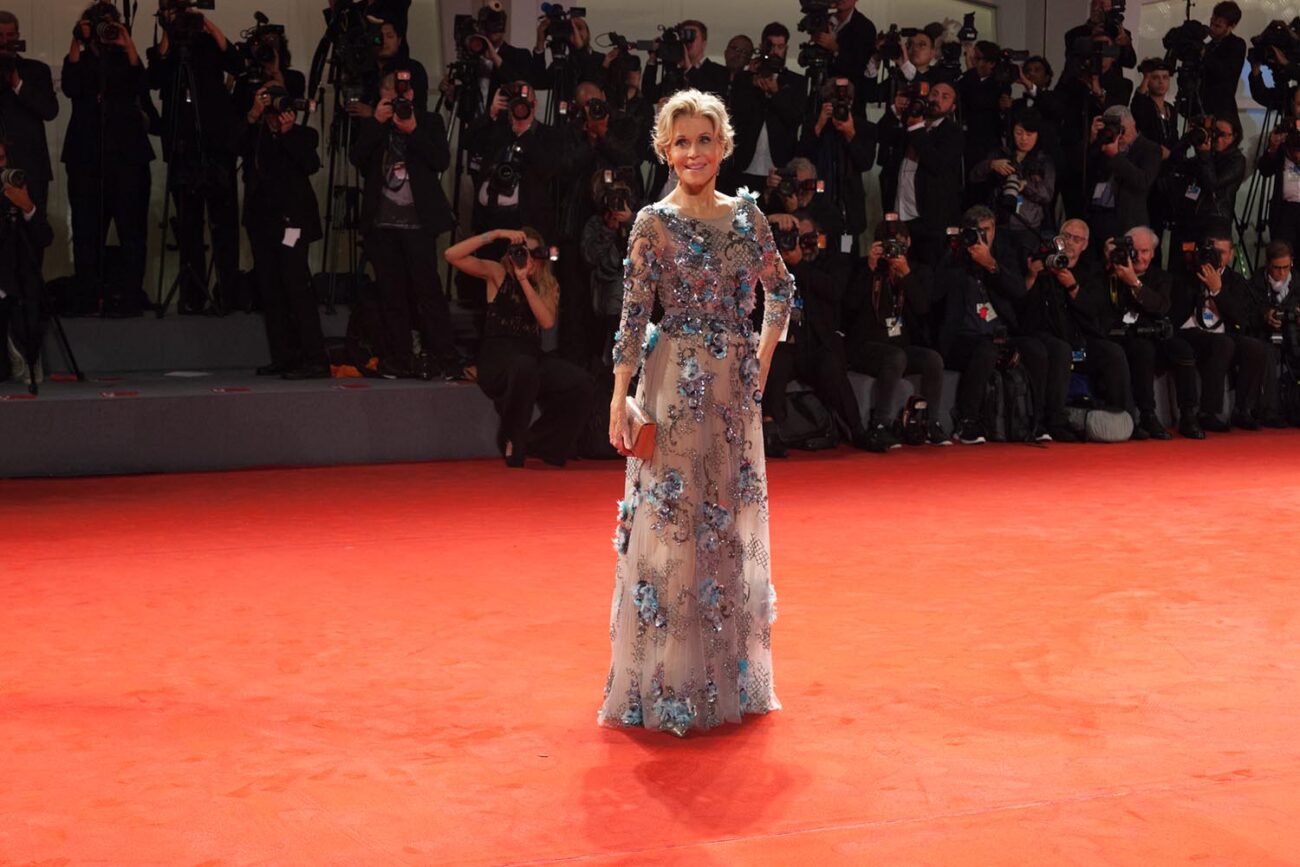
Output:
[433, 72, 482, 295]
[154, 33, 220, 318]
[1235, 105, 1276, 269]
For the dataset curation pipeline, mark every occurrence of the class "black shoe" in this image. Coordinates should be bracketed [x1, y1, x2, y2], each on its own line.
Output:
[256, 362, 288, 377]
[762, 420, 788, 458]
[1046, 423, 1081, 443]
[378, 360, 414, 380]
[927, 421, 952, 446]
[954, 419, 987, 445]
[440, 356, 469, 382]
[503, 440, 526, 468]
[1033, 424, 1054, 443]
[282, 362, 330, 380]
[1230, 411, 1261, 431]
[1179, 414, 1206, 439]
[1198, 412, 1231, 433]
[1130, 422, 1150, 441]
[850, 425, 889, 453]
[1260, 413, 1290, 429]
[1140, 412, 1172, 440]
[413, 354, 436, 381]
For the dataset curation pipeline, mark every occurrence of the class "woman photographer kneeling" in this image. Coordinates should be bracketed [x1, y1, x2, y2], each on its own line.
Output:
[445, 227, 594, 467]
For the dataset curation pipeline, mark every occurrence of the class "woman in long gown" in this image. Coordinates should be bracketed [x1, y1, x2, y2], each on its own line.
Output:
[598, 90, 796, 736]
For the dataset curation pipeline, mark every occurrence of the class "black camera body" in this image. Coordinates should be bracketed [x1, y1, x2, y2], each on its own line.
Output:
[1114, 318, 1173, 340]
[830, 78, 852, 122]
[656, 23, 697, 67]
[901, 81, 929, 118]
[1104, 0, 1127, 40]
[754, 49, 785, 77]
[882, 238, 908, 259]
[487, 142, 525, 198]
[1096, 117, 1123, 147]
[771, 221, 799, 252]
[1109, 235, 1138, 268]
[1183, 114, 1216, 149]
[0, 168, 27, 188]
[477, 1, 507, 36]
[1181, 239, 1220, 271]
[506, 242, 532, 268]
[503, 83, 533, 121]
[541, 3, 586, 56]
[879, 25, 919, 63]
[264, 85, 309, 114]
[994, 49, 1029, 85]
[959, 225, 983, 247]
[957, 12, 978, 43]
[1163, 19, 1209, 64]
[1250, 19, 1300, 67]
[798, 0, 835, 37]
[1032, 237, 1070, 270]
[80, 3, 124, 46]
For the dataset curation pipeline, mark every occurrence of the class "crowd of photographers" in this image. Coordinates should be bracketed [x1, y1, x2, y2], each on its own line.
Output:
[2, 0, 1300, 462]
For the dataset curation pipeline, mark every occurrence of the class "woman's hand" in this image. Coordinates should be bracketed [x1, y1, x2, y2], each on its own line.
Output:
[608, 397, 631, 453]
[990, 158, 1015, 177]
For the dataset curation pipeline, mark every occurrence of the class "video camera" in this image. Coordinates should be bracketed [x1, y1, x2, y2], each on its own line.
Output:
[796, 0, 836, 69]
[1103, 0, 1127, 40]
[1162, 19, 1209, 66]
[957, 12, 978, 43]
[656, 23, 698, 67]
[477, 0, 507, 36]
[994, 49, 1030, 86]
[878, 25, 919, 63]
[540, 3, 586, 56]
[236, 12, 285, 83]
[1249, 19, 1300, 67]
[158, 0, 216, 42]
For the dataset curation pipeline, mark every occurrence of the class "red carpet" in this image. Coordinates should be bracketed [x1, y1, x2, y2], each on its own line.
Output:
[3, 436, 1299, 865]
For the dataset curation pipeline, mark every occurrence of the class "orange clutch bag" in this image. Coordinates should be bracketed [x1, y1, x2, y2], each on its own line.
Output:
[622, 396, 656, 460]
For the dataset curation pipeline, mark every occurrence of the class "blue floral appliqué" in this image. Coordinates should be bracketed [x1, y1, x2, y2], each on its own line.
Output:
[677, 354, 716, 421]
[644, 468, 686, 529]
[703, 319, 729, 360]
[653, 693, 696, 737]
[736, 459, 765, 504]
[697, 574, 733, 633]
[643, 322, 659, 356]
[694, 501, 732, 555]
[633, 579, 667, 630]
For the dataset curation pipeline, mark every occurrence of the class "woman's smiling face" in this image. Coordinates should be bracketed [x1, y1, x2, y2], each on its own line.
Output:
[667, 115, 721, 187]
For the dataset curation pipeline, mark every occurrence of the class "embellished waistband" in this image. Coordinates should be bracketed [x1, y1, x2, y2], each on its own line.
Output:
[658, 312, 754, 339]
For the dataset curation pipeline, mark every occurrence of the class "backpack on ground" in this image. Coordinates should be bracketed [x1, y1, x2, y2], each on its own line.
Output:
[1000, 365, 1036, 443]
[778, 389, 839, 450]
[894, 394, 930, 446]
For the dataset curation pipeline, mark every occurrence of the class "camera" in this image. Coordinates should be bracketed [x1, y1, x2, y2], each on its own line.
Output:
[798, 0, 835, 36]
[0, 168, 27, 188]
[390, 69, 415, 119]
[237, 13, 285, 76]
[878, 25, 919, 63]
[882, 238, 908, 259]
[1162, 19, 1209, 64]
[1096, 116, 1123, 146]
[1113, 318, 1174, 340]
[998, 172, 1023, 212]
[567, 96, 608, 123]
[994, 49, 1030, 85]
[1183, 114, 1216, 149]
[504, 83, 533, 121]
[79, 3, 124, 45]
[900, 81, 930, 118]
[264, 85, 309, 114]
[655, 23, 698, 67]
[1109, 235, 1137, 268]
[477, 0, 507, 36]
[1181, 240, 1220, 271]
[754, 45, 785, 77]
[771, 220, 799, 252]
[541, 3, 587, 56]
[830, 78, 851, 122]
[957, 12, 978, 43]
[596, 167, 638, 216]
[453, 13, 488, 57]
[1250, 19, 1300, 67]
[1104, 0, 1127, 40]
[487, 142, 525, 197]
[1032, 237, 1070, 270]
[1069, 36, 1121, 76]
[798, 231, 826, 256]
[507, 242, 552, 267]
[159, 0, 217, 40]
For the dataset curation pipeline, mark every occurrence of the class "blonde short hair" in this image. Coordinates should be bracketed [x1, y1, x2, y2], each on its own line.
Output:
[651, 89, 735, 164]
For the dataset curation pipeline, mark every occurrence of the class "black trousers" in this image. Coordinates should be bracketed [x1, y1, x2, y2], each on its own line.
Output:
[476, 337, 595, 461]
[1179, 328, 1236, 415]
[250, 231, 326, 369]
[848, 339, 945, 420]
[66, 161, 151, 310]
[947, 334, 1071, 426]
[1038, 333, 1133, 413]
[555, 239, 592, 365]
[764, 337, 865, 434]
[1228, 333, 1270, 416]
[365, 227, 457, 365]
[169, 155, 240, 309]
[1261, 340, 1284, 417]
[1119, 333, 1199, 414]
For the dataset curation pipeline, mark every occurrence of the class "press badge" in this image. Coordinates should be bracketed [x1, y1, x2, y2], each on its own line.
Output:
[976, 302, 997, 321]
[885, 316, 903, 338]
[1122, 310, 1139, 325]
[1071, 347, 1087, 364]
[1185, 182, 1201, 202]
[1201, 306, 1218, 327]
[840, 234, 853, 253]
[282, 227, 301, 247]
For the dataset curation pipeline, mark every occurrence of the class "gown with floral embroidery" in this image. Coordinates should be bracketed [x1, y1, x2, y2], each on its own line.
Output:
[598, 190, 796, 736]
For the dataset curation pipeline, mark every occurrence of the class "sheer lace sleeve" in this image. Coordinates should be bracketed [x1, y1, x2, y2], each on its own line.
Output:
[749, 200, 797, 331]
[611, 207, 662, 374]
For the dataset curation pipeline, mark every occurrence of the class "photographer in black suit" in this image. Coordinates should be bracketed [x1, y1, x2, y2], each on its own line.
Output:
[644, 20, 728, 101]
[61, 3, 154, 317]
[147, 0, 244, 314]
[351, 72, 459, 380]
[1085, 105, 1160, 255]
[845, 218, 949, 446]
[1242, 241, 1297, 427]
[761, 211, 880, 452]
[0, 139, 53, 388]
[797, 76, 875, 248]
[889, 81, 963, 266]
[1170, 230, 1269, 431]
[231, 19, 306, 118]
[1198, 2, 1246, 120]
[0, 11, 58, 217]
[240, 85, 326, 380]
[727, 23, 805, 194]
[810, 0, 876, 88]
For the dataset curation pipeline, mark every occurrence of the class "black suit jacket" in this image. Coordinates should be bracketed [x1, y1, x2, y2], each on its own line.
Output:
[147, 34, 244, 158]
[463, 115, 562, 237]
[728, 69, 805, 175]
[0, 57, 59, 181]
[1200, 34, 1246, 119]
[958, 71, 1009, 171]
[797, 112, 876, 237]
[351, 112, 453, 238]
[239, 120, 322, 244]
[828, 10, 876, 86]
[61, 50, 154, 167]
[846, 260, 935, 348]
[903, 115, 964, 236]
[1170, 267, 1255, 334]
[1087, 134, 1162, 232]
[1079, 266, 1173, 335]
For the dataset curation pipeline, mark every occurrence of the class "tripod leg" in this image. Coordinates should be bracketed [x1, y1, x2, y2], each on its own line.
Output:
[49, 312, 84, 382]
